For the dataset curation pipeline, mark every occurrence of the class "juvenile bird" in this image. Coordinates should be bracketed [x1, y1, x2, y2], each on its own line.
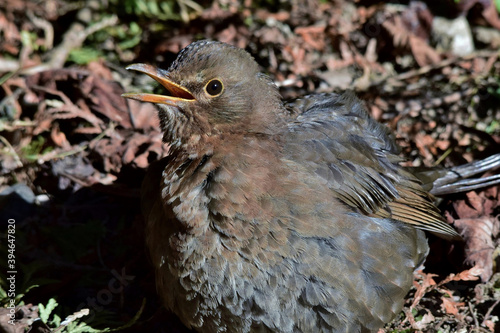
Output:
[123, 40, 476, 333]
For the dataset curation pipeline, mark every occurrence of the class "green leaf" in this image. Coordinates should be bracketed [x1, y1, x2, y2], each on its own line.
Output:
[20, 30, 39, 51]
[39, 298, 58, 323]
[52, 313, 62, 327]
[485, 120, 499, 134]
[68, 47, 102, 65]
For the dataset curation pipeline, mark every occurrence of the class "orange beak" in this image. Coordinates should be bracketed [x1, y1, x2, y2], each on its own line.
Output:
[122, 64, 195, 105]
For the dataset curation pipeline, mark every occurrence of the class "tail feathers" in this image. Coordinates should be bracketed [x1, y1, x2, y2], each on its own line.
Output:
[410, 153, 500, 196]
[431, 153, 500, 195]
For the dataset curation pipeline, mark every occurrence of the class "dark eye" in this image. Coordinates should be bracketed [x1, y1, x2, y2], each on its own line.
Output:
[205, 79, 223, 96]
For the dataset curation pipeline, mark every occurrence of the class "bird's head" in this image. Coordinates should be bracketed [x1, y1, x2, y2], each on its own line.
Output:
[123, 40, 284, 145]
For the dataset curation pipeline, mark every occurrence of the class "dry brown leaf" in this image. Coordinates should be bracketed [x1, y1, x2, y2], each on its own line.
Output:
[403, 307, 417, 328]
[411, 270, 437, 308]
[0, 12, 21, 55]
[382, 15, 440, 67]
[87, 60, 114, 80]
[155, 35, 193, 55]
[91, 129, 166, 173]
[73, 127, 103, 135]
[383, 17, 409, 47]
[47, 104, 104, 129]
[339, 40, 354, 64]
[127, 100, 159, 131]
[295, 25, 326, 51]
[50, 123, 69, 148]
[413, 310, 435, 330]
[441, 297, 463, 315]
[26, 68, 132, 131]
[435, 140, 450, 150]
[438, 266, 483, 286]
[408, 36, 441, 67]
[0, 304, 38, 333]
[481, 0, 500, 29]
[414, 133, 434, 161]
[283, 45, 311, 75]
[454, 266, 484, 281]
[254, 9, 290, 22]
[484, 183, 498, 199]
[81, 74, 132, 128]
[122, 134, 150, 165]
[453, 190, 498, 218]
[217, 24, 238, 45]
[92, 137, 125, 174]
[484, 319, 495, 331]
[398, 1, 433, 40]
[450, 187, 500, 282]
[454, 217, 498, 282]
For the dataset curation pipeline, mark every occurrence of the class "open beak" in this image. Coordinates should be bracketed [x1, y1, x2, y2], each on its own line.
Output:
[122, 64, 195, 105]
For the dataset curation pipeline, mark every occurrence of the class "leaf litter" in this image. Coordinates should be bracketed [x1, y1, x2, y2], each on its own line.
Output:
[0, 0, 499, 332]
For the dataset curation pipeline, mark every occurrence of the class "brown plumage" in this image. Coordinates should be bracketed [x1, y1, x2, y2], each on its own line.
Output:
[124, 40, 461, 333]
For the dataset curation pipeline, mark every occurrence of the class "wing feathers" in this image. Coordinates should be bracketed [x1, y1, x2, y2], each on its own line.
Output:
[285, 92, 460, 240]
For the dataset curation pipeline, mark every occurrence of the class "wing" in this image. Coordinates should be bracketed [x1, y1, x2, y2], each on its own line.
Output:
[284, 91, 460, 239]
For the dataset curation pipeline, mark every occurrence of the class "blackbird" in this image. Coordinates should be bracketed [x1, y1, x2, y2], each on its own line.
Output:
[123, 40, 490, 332]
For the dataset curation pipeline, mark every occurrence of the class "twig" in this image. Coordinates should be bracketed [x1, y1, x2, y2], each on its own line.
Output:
[0, 59, 21, 74]
[0, 135, 23, 168]
[20, 13, 118, 75]
[0, 87, 23, 113]
[366, 49, 500, 90]
[27, 10, 54, 50]
[469, 301, 480, 329]
[52, 308, 90, 332]
[178, 0, 204, 22]
[433, 147, 453, 167]
[482, 298, 500, 326]
[36, 123, 113, 164]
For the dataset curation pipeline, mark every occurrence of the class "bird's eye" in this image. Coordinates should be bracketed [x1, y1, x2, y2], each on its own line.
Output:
[205, 79, 224, 96]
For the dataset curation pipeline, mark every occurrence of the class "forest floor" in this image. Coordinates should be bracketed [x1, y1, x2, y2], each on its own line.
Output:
[0, 0, 499, 332]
